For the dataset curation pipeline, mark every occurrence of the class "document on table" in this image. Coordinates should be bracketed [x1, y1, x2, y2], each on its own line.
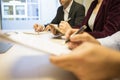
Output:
[0, 32, 71, 56]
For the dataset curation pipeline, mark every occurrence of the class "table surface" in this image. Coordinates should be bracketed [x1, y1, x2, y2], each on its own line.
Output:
[0, 31, 77, 80]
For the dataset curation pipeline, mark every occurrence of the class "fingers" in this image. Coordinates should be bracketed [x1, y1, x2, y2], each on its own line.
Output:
[67, 42, 82, 50]
[65, 29, 78, 40]
[45, 25, 57, 35]
[50, 53, 79, 71]
[50, 42, 111, 80]
[37, 26, 44, 32]
[70, 32, 100, 44]
[59, 21, 71, 28]
[59, 21, 72, 34]
[44, 25, 51, 31]
[59, 21, 66, 30]
[33, 24, 44, 32]
[49, 43, 94, 71]
[70, 33, 87, 42]
[50, 42, 96, 64]
[33, 24, 38, 31]
[66, 32, 100, 49]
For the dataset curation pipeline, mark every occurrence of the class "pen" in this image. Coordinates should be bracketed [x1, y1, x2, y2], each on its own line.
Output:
[65, 17, 71, 22]
[65, 25, 87, 43]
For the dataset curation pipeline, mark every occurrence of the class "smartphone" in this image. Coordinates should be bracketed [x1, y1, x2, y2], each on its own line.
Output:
[49, 24, 64, 35]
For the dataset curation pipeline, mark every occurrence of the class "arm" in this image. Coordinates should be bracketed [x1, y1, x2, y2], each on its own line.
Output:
[50, 42, 120, 80]
[33, 7, 63, 32]
[51, 6, 63, 24]
[97, 31, 120, 50]
[65, 31, 100, 49]
[65, 29, 120, 51]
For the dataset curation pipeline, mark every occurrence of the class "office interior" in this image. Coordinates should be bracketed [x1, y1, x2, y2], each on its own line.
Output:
[0, 0, 93, 30]
[0, 0, 93, 80]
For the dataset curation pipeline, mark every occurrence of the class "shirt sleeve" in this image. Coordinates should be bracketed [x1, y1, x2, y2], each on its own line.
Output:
[97, 31, 120, 51]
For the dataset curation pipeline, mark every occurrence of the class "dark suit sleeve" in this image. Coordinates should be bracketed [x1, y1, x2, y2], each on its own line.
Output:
[74, 4, 85, 26]
[51, 7, 63, 24]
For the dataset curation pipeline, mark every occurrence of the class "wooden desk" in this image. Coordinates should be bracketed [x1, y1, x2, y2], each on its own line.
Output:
[0, 32, 77, 80]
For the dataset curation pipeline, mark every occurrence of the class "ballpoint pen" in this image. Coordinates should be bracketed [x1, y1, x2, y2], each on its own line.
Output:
[65, 17, 71, 22]
[65, 25, 87, 43]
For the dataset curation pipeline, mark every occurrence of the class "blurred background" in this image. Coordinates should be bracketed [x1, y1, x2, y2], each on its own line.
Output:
[0, 0, 93, 30]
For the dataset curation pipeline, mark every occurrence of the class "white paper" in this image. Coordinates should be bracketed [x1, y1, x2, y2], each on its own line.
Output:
[0, 31, 71, 56]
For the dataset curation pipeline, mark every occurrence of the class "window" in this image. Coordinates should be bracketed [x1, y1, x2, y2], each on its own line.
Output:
[1, 0, 60, 30]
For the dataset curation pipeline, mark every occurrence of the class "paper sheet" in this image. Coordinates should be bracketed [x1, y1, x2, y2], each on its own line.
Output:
[0, 32, 71, 56]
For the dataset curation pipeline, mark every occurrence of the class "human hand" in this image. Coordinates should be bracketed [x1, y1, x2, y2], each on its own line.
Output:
[50, 42, 120, 80]
[65, 28, 78, 39]
[65, 31, 100, 49]
[59, 21, 72, 34]
[44, 24, 58, 35]
[33, 24, 44, 32]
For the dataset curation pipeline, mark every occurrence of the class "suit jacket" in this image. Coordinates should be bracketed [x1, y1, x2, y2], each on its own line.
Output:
[51, 1, 85, 28]
[80, 0, 120, 38]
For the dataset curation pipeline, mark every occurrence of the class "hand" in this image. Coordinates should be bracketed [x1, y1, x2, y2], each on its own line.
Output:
[50, 42, 120, 80]
[65, 31, 100, 49]
[33, 24, 44, 32]
[44, 24, 57, 35]
[59, 21, 72, 34]
[65, 28, 78, 39]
